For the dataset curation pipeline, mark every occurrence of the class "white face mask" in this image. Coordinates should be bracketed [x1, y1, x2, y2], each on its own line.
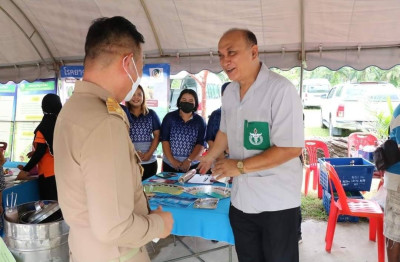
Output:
[123, 56, 142, 101]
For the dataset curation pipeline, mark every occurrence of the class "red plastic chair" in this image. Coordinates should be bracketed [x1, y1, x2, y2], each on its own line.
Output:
[303, 140, 330, 198]
[348, 132, 381, 191]
[323, 162, 384, 262]
[347, 132, 378, 157]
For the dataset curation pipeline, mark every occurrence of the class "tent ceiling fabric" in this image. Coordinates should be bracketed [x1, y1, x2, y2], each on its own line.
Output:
[1, 0, 400, 82]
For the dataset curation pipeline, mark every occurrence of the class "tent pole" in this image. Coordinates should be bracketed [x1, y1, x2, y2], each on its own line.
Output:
[139, 0, 163, 56]
[300, 62, 304, 99]
[299, 0, 305, 98]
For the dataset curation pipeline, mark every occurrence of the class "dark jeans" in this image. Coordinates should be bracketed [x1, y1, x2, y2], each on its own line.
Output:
[298, 207, 302, 238]
[141, 161, 158, 180]
[229, 204, 300, 262]
[38, 175, 58, 201]
[162, 161, 199, 173]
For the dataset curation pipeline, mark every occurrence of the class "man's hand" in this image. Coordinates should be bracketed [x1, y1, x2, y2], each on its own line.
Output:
[211, 159, 240, 180]
[151, 206, 174, 238]
[16, 170, 31, 180]
[198, 155, 215, 174]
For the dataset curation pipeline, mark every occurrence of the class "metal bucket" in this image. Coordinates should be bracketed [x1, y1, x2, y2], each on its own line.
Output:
[3, 201, 70, 262]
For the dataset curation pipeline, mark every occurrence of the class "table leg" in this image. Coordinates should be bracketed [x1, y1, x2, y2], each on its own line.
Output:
[176, 236, 205, 262]
[163, 236, 232, 262]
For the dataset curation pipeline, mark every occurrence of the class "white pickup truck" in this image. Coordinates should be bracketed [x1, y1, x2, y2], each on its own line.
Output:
[320, 82, 400, 136]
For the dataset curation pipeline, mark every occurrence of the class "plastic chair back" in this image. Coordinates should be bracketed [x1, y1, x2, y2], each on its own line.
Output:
[347, 132, 378, 157]
[304, 140, 330, 167]
[325, 162, 351, 213]
[303, 140, 330, 197]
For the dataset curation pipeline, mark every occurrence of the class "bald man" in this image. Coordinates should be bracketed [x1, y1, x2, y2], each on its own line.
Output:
[199, 29, 304, 262]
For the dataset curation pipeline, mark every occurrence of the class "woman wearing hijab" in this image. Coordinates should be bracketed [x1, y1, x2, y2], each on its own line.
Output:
[17, 93, 62, 201]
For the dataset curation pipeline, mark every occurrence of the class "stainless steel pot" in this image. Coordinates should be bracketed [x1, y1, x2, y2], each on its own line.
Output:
[3, 200, 69, 262]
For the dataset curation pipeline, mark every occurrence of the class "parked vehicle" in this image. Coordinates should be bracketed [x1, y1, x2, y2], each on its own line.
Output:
[169, 73, 222, 120]
[320, 82, 400, 136]
[302, 79, 331, 108]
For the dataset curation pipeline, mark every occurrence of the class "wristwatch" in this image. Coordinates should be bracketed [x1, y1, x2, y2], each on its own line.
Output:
[237, 160, 245, 174]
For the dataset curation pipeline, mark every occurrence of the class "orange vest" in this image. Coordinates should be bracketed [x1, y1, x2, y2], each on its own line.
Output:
[34, 131, 55, 178]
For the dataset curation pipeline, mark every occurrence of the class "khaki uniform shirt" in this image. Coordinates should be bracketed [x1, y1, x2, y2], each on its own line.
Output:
[54, 81, 164, 262]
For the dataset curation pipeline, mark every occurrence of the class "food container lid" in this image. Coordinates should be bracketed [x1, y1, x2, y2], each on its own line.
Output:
[27, 201, 60, 224]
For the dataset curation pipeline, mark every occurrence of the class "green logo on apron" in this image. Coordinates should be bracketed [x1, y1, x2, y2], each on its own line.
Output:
[244, 120, 270, 150]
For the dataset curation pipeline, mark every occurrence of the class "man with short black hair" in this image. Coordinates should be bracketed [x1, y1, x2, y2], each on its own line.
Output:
[200, 28, 304, 262]
[54, 16, 173, 262]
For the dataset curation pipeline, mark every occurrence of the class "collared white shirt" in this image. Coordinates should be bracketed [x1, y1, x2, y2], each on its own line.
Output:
[220, 63, 304, 213]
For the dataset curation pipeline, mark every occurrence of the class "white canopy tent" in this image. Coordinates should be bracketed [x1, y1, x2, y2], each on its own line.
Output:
[1, 0, 400, 83]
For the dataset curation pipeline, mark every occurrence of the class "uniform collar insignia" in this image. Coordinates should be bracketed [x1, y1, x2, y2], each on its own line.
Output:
[106, 97, 129, 130]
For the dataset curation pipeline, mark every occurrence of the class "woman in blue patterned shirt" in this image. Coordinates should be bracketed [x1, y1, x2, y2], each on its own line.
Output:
[161, 89, 206, 173]
[122, 85, 161, 180]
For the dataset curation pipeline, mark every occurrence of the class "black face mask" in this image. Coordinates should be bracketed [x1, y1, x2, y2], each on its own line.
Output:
[179, 102, 195, 113]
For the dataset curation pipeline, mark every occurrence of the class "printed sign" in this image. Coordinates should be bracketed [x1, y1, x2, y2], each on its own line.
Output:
[60, 65, 84, 78]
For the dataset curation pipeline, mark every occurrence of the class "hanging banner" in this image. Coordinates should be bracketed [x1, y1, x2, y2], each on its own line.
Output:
[141, 63, 170, 121]
[12, 79, 56, 161]
[0, 82, 17, 159]
[0, 82, 17, 121]
[59, 78, 78, 104]
[59, 66, 84, 103]
[12, 122, 39, 162]
[15, 79, 57, 121]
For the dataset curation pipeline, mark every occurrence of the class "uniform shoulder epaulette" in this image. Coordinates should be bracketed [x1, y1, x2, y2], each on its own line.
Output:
[106, 97, 129, 129]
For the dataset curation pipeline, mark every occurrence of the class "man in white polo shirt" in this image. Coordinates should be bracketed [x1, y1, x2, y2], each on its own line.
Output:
[199, 28, 304, 262]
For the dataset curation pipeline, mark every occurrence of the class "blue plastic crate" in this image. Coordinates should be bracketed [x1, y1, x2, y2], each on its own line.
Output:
[322, 189, 362, 222]
[318, 157, 374, 192]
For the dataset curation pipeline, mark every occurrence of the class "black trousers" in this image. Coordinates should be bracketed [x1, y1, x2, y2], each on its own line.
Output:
[229, 204, 300, 262]
[162, 161, 199, 173]
[38, 175, 58, 201]
[141, 161, 158, 181]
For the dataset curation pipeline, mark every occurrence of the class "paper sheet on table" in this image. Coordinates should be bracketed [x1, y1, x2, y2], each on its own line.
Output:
[187, 174, 213, 184]
[0, 237, 16, 262]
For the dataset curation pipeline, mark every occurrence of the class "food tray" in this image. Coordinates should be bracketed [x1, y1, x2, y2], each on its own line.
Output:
[184, 185, 230, 199]
[193, 198, 219, 209]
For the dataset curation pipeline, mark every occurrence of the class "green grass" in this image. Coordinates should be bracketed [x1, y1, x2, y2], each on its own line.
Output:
[301, 191, 370, 222]
[305, 127, 329, 137]
[301, 192, 328, 221]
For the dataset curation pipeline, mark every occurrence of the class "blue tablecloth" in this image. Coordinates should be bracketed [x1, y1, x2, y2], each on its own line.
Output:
[145, 173, 235, 245]
[2, 161, 40, 208]
[1, 162, 40, 235]
[3, 162, 27, 168]
[2, 179, 40, 209]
